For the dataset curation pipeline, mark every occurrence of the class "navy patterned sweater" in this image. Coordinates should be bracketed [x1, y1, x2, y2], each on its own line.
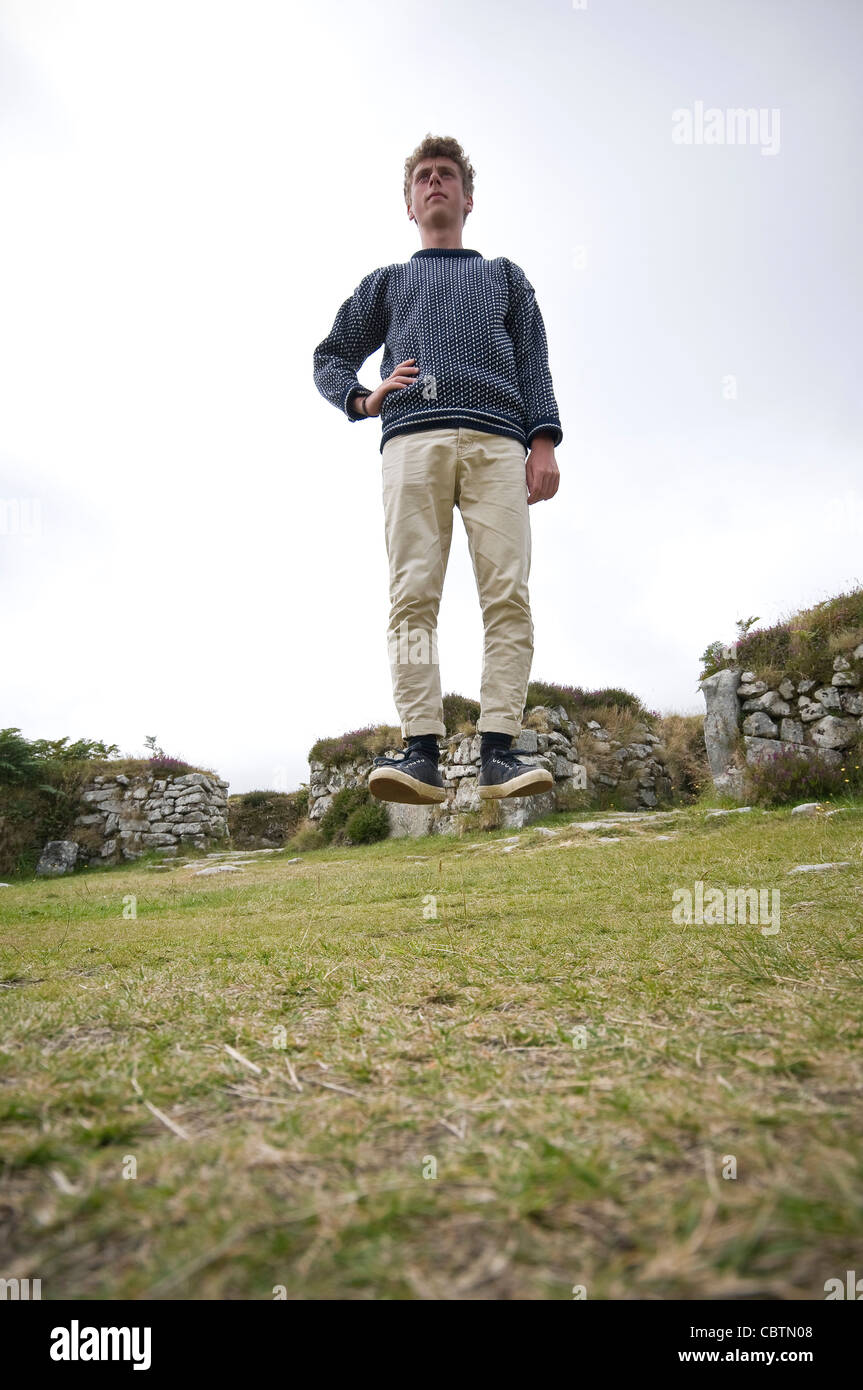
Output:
[312, 248, 563, 454]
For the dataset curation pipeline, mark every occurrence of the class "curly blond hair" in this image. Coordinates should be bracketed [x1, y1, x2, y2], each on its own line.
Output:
[403, 134, 475, 223]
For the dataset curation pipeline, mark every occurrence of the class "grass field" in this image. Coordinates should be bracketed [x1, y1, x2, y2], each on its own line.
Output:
[1, 800, 862, 1300]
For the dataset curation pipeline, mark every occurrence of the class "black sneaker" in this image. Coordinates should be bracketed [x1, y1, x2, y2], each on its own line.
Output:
[368, 745, 447, 805]
[478, 748, 553, 800]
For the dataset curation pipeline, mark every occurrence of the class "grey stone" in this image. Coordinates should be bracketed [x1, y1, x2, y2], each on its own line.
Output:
[499, 789, 555, 828]
[798, 700, 824, 722]
[700, 668, 743, 794]
[513, 729, 538, 754]
[811, 715, 859, 750]
[743, 711, 778, 738]
[35, 840, 80, 877]
[791, 802, 823, 816]
[814, 686, 842, 710]
[778, 679, 796, 700]
[454, 780, 482, 812]
[779, 718, 805, 743]
[744, 735, 842, 769]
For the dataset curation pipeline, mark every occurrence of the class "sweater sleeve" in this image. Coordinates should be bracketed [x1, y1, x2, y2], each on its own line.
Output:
[503, 260, 563, 448]
[313, 269, 389, 422]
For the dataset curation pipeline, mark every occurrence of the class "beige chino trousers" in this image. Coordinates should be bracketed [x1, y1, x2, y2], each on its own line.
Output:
[381, 426, 534, 740]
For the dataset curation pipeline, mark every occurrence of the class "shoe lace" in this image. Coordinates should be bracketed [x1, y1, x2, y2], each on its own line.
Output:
[485, 748, 522, 768]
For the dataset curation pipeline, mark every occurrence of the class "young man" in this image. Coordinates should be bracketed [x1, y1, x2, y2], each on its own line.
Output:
[312, 135, 562, 807]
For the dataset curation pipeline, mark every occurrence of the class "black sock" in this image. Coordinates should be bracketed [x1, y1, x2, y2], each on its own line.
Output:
[480, 731, 513, 761]
[407, 734, 439, 762]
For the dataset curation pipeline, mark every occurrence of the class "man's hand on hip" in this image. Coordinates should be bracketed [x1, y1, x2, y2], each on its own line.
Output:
[525, 436, 560, 504]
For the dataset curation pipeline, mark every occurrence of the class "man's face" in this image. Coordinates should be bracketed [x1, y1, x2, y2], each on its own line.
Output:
[408, 156, 472, 231]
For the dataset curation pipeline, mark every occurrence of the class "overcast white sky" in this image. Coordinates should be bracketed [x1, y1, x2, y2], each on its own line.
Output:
[2, 0, 861, 795]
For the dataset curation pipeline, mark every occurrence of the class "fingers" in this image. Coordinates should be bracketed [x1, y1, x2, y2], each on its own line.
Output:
[526, 464, 560, 504]
[387, 358, 419, 389]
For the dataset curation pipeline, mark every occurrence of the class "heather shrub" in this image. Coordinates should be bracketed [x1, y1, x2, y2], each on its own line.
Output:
[743, 736, 863, 807]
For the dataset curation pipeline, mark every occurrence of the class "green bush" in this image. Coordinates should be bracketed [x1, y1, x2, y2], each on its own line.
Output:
[442, 692, 481, 733]
[344, 802, 390, 844]
[319, 786, 370, 844]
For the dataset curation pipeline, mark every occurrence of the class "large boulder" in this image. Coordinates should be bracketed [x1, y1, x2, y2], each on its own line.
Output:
[35, 840, 80, 877]
[744, 736, 842, 769]
[700, 668, 744, 799]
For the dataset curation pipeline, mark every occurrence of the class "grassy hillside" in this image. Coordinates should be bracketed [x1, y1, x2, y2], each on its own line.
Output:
[1, 798, 861, 1299]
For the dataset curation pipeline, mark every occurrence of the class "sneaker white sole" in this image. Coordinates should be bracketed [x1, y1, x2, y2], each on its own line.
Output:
[478, 768, 554, 800]
[368, 767, 447, 806]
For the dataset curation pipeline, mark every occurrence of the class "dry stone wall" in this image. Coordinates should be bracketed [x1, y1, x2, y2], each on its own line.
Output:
[700, 644, 863, 799]
[67, 770, 229, 867]
[308, 704, 673, 837]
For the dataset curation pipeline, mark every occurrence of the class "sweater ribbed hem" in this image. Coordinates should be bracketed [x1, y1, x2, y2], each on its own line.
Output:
[380, 416, 529, 454]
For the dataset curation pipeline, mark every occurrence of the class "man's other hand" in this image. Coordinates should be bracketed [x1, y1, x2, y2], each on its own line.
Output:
[525, 438, 560, 504]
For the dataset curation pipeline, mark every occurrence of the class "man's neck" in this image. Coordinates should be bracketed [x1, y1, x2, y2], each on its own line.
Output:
[419, 231, 464, 250]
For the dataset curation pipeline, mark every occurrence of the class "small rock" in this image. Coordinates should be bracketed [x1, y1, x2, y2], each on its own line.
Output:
[193, 864, 246, 876]
[787, 862, 851, 873]
[791, 802, 823, 816]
